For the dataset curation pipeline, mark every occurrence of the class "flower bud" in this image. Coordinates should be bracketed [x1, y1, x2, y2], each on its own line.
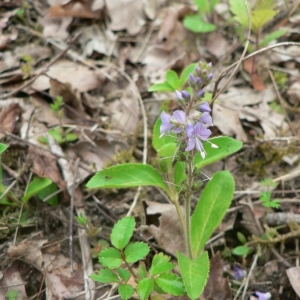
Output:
[197, 90, 205, 98]
[181, 90, 191, 100]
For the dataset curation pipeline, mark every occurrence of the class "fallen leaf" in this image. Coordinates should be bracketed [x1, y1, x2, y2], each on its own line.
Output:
[201, 252, 232, 300]
[106, 0, 145, 35]
[145, 201, 186, 256]
[0, 261, 28, 300]
[286, 267, 300, 297]
[207, 32, 229, 59]
[0, 102, 22, 139]
[31, 60, 103, 92]
[244, 57, 266, 91]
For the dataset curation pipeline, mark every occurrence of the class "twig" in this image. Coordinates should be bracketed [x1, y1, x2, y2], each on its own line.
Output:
[211, 0, 251, 107]
[241, 252, 259, 300]
[212, 41, 300, 103]
[268, 69, 297, 136]
[3, 32, 81, 99]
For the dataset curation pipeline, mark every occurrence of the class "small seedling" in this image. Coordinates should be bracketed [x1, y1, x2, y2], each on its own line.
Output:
[260, 178, 281, 209]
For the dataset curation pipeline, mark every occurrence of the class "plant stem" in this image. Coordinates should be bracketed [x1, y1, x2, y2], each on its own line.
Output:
[185, 158, 194, 259]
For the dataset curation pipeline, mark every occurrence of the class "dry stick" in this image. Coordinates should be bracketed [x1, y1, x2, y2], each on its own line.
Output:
[269, 69, 297, 136]
[211, 41, 300, 106]
[241, 252, 259, 300]
[3, 32, 81, 99]
[211, 0, 252, 108]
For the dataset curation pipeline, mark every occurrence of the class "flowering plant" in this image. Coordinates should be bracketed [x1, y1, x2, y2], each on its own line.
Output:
[87, 62, 243, 299]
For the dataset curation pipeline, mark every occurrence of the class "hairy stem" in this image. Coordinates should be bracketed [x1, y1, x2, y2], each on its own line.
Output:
[185, 158, 194, 259]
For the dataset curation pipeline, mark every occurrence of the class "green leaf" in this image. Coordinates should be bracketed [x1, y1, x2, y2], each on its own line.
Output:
[229, 0, 249, 27]
[237, 232, 247, 244]
[66, 132, 78, 142]
[184, 14, 216, 33]
[119, 284, 135, 300]
[191, 171, 235, 256]
[22, 177, 52, 203]
[86, 164, 171, 195]
[260, 29, 287, 47]
[194, 136, 243, 169]
[179, 63, 197, 88]
[91, 269, 120, 283]
[178, 251, 209, 299]
[152, 117, 176, 154]
[137, 278, 155, 300]
[148, 82, 174, 92]
[111, 216, 135, 250]
[166, 70, 180, 89]
[150, 253, 175, 276]
[0, 143, 8, 155]
[37, 182, 58, 206]
[155, 273, 185, 296]
[99, 248, 123, 268]
[174, 162, 186, 190]
[137, 263, 148, 279]
[124, 242, 150, 263]
[251, 9, 277, 32]
[232, 246, 251, 256]
[117, 268, 131, 283]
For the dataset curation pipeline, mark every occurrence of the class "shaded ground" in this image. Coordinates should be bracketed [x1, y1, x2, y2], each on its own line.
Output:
[1, 0, 300, 299]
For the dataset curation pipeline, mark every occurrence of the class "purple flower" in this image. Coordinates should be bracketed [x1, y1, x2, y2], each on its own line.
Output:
[255, 291, 271, 300]
[185, 122, 211, 158]
[200, 112, 213, 126]
[200, 102, 211, 113]
[181, 90, 191, 100]
[208, 73, 213, 80]
[160, 110, 186, 138]
[189, 74, 196, 84]
[233, 265, 245, 280]
[197, 90, 205, 98]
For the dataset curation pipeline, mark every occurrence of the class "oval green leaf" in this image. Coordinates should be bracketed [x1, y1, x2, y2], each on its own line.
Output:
[194, 136, 243, 169]
[86, 163, 170, 195]
[111, 216, 135, 250]
[0, 143, 8, 155]
[155, 273, 185, 296]
[119, 283, 135, 300]
[191, 171, 235, 256]
[137, 278, 155, 300]
[22, 177, 52, 203]
[91, 269, 120, 283]
[124, 242, 150, 263]
[178, 251, 209, 299]
[99, 248, 123, 268]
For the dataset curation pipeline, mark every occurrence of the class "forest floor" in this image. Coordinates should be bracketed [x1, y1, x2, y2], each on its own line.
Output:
[1, 0, 300, 299]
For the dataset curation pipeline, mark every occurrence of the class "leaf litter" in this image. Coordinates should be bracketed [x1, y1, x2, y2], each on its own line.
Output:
[1, 0, 300, 299]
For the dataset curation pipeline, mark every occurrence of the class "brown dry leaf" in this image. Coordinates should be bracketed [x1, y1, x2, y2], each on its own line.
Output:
[108, 86, 140, 134]
[287, 81, 300, 105]
[0, 261, 28, 300]
[79, 25, 117, 57]
[155, 7, 187, 52]
[49, 78, 86, 117]
[106, 0, 145, 35]
[213, 104, 247, 142]
[48, 0, 103, 19]
[244, 57, 266, 91]
[29, 146, 67, 194]
[42, 14, 72, 39]
[31, 60, 103, 93]
[207, 32, 229, 59]
[67, 139, 128, 181]
[145, 201, 186, 256]
[286, 267, 300, 297]
[201, 252, 232, 300]
[8, 239, 84, 299]
[0, 101, 22, 139]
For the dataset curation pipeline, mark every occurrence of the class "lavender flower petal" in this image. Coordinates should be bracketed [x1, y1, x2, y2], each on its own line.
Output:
[256, 292, 271, 300]
[200, 102, 211, 112]
[200, 112, 213, 126]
